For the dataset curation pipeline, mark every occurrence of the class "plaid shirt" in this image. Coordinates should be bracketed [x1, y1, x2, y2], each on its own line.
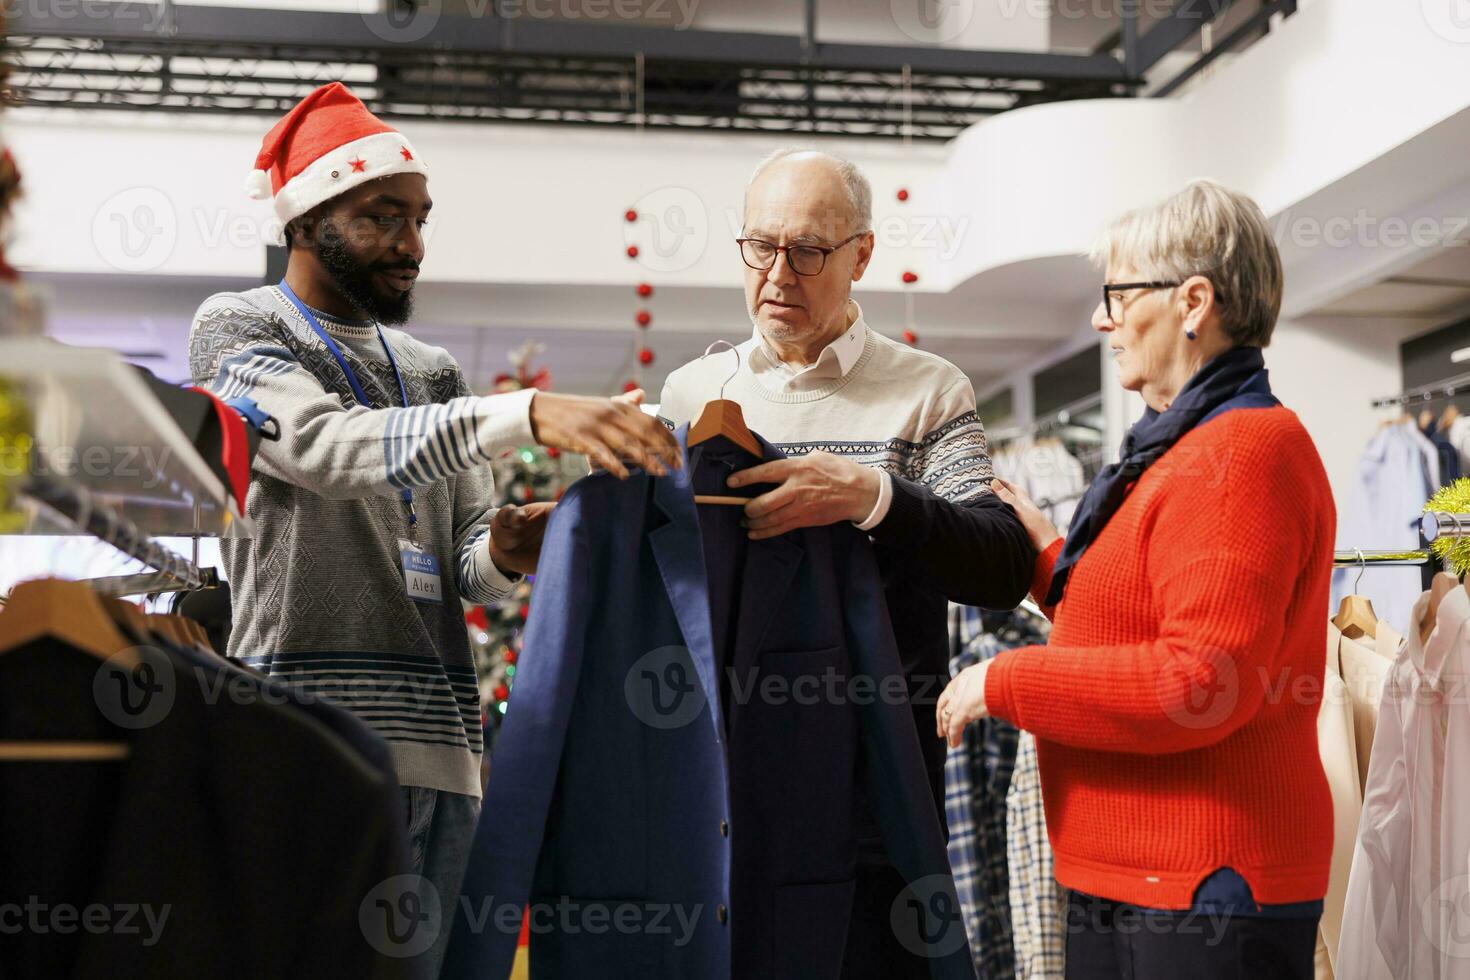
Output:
[946, 610, 1020, 980]
[1008, 730, 1067, 979]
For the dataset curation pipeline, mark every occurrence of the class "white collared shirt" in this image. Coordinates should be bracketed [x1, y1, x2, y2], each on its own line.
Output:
[747, 302, 891, 530]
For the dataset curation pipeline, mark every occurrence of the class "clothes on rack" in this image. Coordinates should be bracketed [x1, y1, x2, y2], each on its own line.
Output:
[1337, 587, 1470, 979]
[946, 608, 1018, 980]
[989, 437, 1087, 532]
[444, 427, 973, 980]
[0, 583, 418, 980]
[1315, 619, 1400, 980]
[1332, 421, 1436, 637]
[944, 604, 1064, 980]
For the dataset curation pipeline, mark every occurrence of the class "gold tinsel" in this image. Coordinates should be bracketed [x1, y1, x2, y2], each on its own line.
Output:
[1427, 478, 1470, 575]
[0, 380, 31, 533]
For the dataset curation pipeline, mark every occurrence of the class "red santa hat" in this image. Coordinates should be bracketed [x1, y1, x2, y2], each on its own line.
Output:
[245, 82, 427, 246]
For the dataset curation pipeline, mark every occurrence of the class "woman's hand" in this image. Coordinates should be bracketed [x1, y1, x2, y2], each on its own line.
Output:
[991, 477, 1063, 554]
[936, 661, 991, 748]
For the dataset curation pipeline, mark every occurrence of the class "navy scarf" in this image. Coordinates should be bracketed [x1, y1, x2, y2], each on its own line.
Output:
[1045, 346, 1279, 606]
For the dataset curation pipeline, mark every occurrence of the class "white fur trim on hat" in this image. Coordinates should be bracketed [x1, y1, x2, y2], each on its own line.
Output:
[269, 131, 428, 246]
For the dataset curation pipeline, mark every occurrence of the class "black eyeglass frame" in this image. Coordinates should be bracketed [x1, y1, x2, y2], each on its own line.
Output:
[1102, 277, 1225, 323]
[736, 232, 866, 277]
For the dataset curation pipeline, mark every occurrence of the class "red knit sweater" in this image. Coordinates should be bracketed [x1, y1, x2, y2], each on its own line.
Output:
[984, 406, 1336, 909]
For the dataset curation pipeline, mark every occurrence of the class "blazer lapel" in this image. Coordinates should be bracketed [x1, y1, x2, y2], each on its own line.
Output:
[650, 425, 726, 744]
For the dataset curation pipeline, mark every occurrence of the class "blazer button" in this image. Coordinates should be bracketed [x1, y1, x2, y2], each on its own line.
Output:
[717, 904, 728, 925]
[720, 820, 729, 838]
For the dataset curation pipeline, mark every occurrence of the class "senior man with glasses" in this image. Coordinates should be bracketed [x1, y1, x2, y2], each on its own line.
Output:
[658, 147, 1034, 978]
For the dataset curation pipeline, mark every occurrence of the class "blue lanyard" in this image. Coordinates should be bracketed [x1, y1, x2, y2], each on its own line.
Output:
[278, 280, 419, 532]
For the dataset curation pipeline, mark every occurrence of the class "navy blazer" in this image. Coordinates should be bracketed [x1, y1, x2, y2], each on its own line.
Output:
[443, 427, 973, 980]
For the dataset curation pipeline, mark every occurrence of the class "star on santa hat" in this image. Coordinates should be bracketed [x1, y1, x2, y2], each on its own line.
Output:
[243, 82, 428, 246]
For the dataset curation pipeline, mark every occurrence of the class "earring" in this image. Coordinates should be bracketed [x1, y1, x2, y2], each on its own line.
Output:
[1186, 329, 1197, 341]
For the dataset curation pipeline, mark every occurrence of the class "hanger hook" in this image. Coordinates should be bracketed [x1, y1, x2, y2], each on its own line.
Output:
[1353, 548, 1367, 595]
[700, 340, 741, 401]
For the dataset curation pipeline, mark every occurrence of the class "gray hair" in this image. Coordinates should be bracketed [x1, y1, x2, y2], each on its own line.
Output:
[744, 147, 874, 235]
[1091, 179, 1284, 348]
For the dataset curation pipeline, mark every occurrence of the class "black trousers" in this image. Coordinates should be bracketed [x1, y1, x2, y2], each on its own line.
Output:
[1065, 891, 1317, 980]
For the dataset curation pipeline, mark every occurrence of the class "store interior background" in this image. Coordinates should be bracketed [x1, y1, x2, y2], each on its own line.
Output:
[4, 0, 1470, 584]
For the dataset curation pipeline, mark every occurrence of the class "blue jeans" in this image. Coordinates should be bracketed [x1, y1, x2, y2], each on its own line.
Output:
[402, 787, 481, 980]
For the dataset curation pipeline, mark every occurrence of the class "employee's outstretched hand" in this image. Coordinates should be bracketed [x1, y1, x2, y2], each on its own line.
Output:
[488, 502, 556, 577]
[727, 451, 882, 541]
[530, 389, 681, 480]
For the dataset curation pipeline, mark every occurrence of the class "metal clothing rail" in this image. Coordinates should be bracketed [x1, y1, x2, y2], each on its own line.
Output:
[19, 476, 212, 596]
[1371, 372, 1470, 409]
[1333, 512, 1470, 569]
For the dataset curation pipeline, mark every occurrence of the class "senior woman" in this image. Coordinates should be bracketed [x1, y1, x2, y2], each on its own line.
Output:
[937, 179, 1334, 979]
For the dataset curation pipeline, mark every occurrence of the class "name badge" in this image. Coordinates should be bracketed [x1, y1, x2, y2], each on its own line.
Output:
[400, 539, 443, 604]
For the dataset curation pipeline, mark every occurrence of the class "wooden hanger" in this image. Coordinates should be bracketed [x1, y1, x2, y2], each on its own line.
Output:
[1441, 404, 1461, 430]
[0, 579, 138, 667]
[1421, 571, 1462, 645]
[689, 341, 763, 507]
[0, 579, 137, 761]
[1332, 550, 1378, 641]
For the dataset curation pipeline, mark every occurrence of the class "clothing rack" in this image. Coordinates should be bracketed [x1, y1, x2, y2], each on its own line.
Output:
[989, 393, 1105, 445]
[19, 476, 217, 597]
[1332, 512, 1470, 568]
[1371, 371, 1470, 409]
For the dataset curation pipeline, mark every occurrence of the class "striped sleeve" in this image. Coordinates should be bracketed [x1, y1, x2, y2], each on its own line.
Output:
[909, 377, 997, 504]
[188, 298, 536, 501]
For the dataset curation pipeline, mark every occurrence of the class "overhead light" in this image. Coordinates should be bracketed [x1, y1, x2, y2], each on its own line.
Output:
[1452, 346, 1470, 364]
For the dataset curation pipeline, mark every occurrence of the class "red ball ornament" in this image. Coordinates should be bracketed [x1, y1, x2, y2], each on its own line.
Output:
[637, 282, 654, 298]
[635, 310, 652, 327]
[623, 379, 639, 393]
[638, 348, 655, 366]
[624, 209, 638, 222]
[519, 604, 531, 620]
[901, 271, 919, 284]
[493, 683, 510, 702]
[903, 329, 918, 345]
[626, 245, 640, 258]
[546, 446, 561, 459]
[465, 606, 489, 630]
[897, 188, 909, 202]
[521, 485, 535, 502]
[503, 649, 518, 665]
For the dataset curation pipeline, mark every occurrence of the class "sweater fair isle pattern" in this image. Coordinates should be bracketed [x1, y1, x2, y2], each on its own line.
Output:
[189, 284, 535, 798]
[985, 406, 1337, 910]
[658, 328, 995, 504]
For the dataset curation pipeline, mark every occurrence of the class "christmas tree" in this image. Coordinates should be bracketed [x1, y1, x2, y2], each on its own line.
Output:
[465, 342, 584, 736]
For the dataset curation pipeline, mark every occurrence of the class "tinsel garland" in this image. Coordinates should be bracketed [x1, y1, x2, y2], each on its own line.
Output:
[1427, 478, 1470, 575]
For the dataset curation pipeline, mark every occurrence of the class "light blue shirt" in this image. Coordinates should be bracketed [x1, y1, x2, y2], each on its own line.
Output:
[1330, 422, 1434, 637]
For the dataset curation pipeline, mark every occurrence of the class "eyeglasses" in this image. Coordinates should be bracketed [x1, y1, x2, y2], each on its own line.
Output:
[737, 233, 864, 277]
[1101, 277, 1223, 323]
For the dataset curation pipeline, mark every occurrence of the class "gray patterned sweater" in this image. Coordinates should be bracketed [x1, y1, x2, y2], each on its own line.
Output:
[189, 284, 535, 798]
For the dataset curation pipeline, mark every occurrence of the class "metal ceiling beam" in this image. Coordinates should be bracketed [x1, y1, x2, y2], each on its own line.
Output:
[9, 1, 1133, 83]
[1132, 0, 1234, 76]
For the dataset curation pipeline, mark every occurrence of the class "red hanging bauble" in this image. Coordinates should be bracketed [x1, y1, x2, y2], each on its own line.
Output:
[546, 446, 561, 459]
[503, 648, 518, 665]
[465, 606, 489, 631]
[519, 604, 531, 620]
[638, 348, 655, 366]
[637, 282, 654, 298]
[635, 310, 652, 327]
[493, 683, 510, 702]
[521, 485, 535, 502]
[626, 245, 640, 258]
[624, 209, 638, 222]
[897, 188, 909, 202]
[901, 271, 919, 284]
[623, 379, 639, 393]
[903, 329, 918, 345]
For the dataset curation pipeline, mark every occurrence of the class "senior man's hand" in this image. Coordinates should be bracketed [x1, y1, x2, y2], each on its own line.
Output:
[726, 450, 882, 541]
